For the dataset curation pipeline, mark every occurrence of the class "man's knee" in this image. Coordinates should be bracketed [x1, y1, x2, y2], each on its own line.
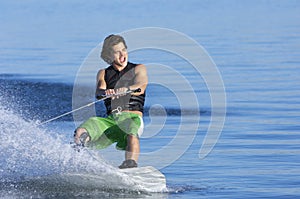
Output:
[74, 128, 90, 144]
[127, 134, 139, 144]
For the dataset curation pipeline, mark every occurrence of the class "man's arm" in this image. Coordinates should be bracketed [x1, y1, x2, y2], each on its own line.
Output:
[130, 64, 148, 95]
[96, 69, 120, 97]
[95, 69, 107, 98]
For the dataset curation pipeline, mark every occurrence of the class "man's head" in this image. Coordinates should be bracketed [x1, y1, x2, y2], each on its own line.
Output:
[101, 34, 128, 67]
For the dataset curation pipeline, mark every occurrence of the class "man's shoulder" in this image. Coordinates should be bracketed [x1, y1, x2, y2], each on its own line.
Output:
[134, 64, 147, 72]
[129, 62, 145, 67]
[105, 65, 113, 70]
[99, 65, 114, 76]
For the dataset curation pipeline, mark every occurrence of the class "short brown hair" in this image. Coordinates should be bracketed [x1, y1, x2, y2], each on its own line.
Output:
[100, 34, 127, 64]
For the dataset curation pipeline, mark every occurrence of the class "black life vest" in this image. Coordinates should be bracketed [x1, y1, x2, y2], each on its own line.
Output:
[104, 62, 146, 114]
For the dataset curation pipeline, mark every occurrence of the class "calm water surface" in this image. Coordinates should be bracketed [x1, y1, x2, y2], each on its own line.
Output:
[1, 0, 300, 198]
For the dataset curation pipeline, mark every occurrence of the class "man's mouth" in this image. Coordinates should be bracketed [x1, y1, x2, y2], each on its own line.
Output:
[120, 56, 126, 63]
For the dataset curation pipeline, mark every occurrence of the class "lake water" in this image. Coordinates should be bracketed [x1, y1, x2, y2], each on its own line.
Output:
[1, 0, 300, 198]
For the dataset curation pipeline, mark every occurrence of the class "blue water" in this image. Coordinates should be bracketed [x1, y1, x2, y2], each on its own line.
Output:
[1, 0, 300, 198]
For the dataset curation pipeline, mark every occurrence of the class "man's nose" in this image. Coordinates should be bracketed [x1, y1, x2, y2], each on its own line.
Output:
[120, 51, 126, 56]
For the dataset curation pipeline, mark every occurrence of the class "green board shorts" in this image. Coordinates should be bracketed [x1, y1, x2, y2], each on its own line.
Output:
[78, 112, 144, 150]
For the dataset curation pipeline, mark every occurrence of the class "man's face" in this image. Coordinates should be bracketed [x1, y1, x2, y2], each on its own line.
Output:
[112, 42, 128, 68]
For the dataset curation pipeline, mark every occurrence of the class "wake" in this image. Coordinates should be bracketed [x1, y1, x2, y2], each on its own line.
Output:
[0, 104, 166, 197]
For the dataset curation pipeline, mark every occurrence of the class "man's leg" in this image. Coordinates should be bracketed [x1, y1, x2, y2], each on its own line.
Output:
[118, 113, 144, 168]
[74, 116, 116, 149]
[118, 134, 140, 169]
[125, 134, 140, 161]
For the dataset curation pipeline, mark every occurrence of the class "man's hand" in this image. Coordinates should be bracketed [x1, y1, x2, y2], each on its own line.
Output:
[106, 87, 128, 99]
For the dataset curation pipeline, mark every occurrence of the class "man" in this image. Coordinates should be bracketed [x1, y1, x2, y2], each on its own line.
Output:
[74, 34, 148, 169]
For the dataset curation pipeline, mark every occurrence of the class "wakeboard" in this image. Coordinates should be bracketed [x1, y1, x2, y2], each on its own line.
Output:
[26, 166, 167, 193]
[119, 166, 167, 192]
